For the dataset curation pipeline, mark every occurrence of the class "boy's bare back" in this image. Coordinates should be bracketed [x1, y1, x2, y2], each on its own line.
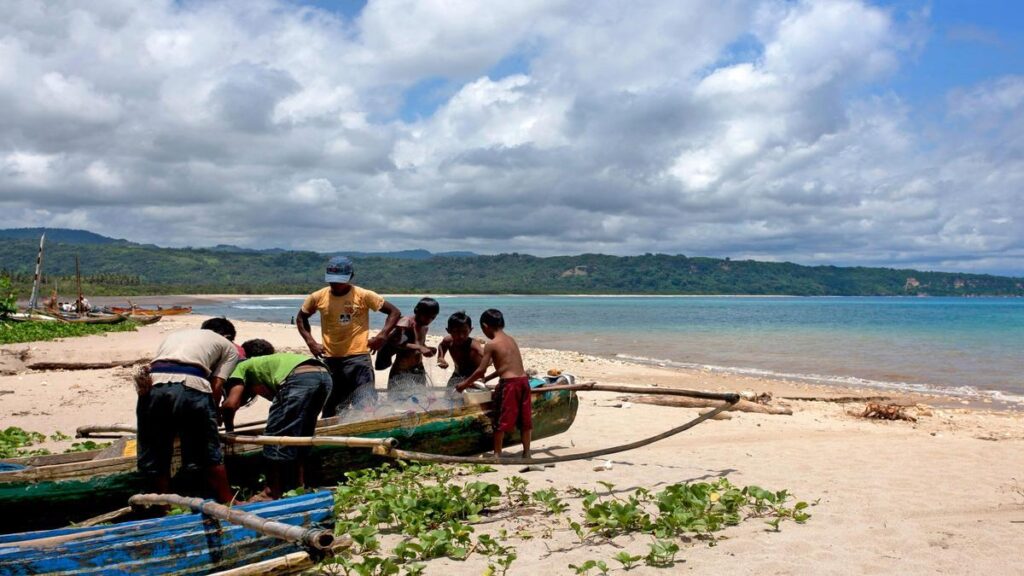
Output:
[485, 330, 526, 380]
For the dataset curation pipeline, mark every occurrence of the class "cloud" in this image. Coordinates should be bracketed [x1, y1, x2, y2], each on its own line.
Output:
[0, 0, 1021, 275]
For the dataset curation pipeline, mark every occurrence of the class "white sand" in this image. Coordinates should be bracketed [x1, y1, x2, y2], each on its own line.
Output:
[1, 314, 1022, 574]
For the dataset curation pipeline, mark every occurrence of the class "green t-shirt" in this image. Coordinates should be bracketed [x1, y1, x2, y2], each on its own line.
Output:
[228, 353, 313, 392]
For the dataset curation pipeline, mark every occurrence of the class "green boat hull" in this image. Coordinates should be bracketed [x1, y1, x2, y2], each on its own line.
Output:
[0, 389, 578, 533]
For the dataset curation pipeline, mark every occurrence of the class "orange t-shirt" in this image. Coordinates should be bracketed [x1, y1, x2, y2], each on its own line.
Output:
[301, 286, 385, 357]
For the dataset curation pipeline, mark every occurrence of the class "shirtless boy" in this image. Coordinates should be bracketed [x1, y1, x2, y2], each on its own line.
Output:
[386, 297, 439, 399]
[455, 309, 531, 457]
[436, 311, 485, 389]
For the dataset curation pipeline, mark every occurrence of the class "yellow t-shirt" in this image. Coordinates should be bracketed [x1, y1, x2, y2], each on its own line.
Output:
[301, 286, 385, 357]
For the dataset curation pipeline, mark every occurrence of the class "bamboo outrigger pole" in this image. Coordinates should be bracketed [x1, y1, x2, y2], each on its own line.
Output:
[128, 493, 342, 551]
[375, 391, 737, 466]
[221, 434, 398, 450]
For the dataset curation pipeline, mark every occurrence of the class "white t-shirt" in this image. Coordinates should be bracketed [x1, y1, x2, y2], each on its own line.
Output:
[150, 329, 239, 393]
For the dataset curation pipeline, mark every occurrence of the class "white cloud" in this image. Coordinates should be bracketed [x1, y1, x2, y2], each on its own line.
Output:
[85, 161, 122, 188]
[0, 0, 1020, 275]
[3, 152, 59, 186]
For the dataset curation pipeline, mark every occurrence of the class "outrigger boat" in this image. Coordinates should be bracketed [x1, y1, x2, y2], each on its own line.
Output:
[109, 305, 192, 316]
[0, 384, 579, 533]
[0, 491, 336, 575]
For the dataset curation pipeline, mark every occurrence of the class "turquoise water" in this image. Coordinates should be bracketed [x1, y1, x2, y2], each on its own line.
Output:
[196, 296, 1024, 402]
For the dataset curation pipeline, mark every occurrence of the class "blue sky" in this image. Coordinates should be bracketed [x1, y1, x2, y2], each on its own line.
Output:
[1, 1, 1022, 275]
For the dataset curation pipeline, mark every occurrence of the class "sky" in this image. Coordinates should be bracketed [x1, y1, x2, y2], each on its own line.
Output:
[0, 1, 1022, 276]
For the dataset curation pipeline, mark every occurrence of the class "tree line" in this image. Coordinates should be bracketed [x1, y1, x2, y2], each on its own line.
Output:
[1, 238, 1022, 297]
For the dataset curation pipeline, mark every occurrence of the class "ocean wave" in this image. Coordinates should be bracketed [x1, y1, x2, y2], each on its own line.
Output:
[232, 304, 294, 310]
[614, 353, 1024, 405]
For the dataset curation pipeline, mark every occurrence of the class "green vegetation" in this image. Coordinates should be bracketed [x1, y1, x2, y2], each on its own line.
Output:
[0, 319, 138, 345]
[325, 463, 810, 575]
[3, 231, 1020, 296]
[0, 276, 15, 317]
[0, 427, 110, 458]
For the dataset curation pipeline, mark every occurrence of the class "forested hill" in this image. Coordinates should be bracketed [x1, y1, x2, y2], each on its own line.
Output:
[0, 231, 1021, 296]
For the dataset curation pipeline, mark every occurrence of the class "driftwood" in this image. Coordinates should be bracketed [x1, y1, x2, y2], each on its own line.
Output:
[782, 395, 893, 404]
[27, 358, 150, 371]
[620, 395, 793, 415]
[858, 402, 917, 422]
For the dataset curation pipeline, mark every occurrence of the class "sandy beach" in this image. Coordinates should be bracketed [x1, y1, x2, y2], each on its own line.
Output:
[1, 314, 1022, 574]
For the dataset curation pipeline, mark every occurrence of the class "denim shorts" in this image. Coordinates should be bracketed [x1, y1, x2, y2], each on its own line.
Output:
[136, 382, 222, 477]
[264, 370, 332, 462]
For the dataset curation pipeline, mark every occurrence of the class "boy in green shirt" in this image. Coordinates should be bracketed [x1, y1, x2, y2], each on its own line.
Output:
[222, 339, 331, 500]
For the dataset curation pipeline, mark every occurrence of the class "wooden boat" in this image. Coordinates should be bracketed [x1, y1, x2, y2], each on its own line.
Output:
[0, 387, 578, 533]
[109, 305, 192, 316]
[128, 315, 163, 325]
[58, 313, 128, 325]
[0, 491, 334, 575]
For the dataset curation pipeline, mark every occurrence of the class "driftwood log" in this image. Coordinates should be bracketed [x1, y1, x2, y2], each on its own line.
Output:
[27, 358, 150, 371]
[782, 395, 894, 404]
[858, 402, 917, 422]
[621, 395, 793, 415]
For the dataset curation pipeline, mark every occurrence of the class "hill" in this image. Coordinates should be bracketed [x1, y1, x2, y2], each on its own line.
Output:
[0, 228, 127, 245]
[1, 230, 1022, 297]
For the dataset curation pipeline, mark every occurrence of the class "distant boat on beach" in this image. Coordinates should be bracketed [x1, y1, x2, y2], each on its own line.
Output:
[109, 305, 192, 316]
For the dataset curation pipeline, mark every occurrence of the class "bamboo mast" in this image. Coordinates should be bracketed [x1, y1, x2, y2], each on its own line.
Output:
[75, 254, 84, 313]
[27, 233, 45, 310]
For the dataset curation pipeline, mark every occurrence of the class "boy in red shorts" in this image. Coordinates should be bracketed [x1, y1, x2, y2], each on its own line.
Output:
[455, 309, 531, 458]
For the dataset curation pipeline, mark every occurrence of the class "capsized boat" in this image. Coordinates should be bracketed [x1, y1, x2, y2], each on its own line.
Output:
[0, 385, 578, 533]
[0, 491, 334, 575]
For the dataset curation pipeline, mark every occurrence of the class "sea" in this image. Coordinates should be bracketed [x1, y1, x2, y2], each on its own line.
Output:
[194, 295, 1024, 406]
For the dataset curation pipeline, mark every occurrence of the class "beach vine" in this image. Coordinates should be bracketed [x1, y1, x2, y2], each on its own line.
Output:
[0, 319, 139, 345]
[322, 463, 811, 575]
[0, 427, 112, 459]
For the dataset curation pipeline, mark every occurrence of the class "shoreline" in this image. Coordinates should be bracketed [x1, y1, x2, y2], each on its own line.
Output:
[70, 297, 1024, 411]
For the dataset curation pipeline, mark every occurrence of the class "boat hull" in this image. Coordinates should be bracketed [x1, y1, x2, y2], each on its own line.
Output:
[0, 491, 333, 575]
[0, 389, 578, 533]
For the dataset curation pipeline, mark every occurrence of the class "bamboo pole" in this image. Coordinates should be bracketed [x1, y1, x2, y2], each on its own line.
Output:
[77, 506, 134, 527]
[207, 551, 319, 576]
[374, 396, 737, 466]
[221, 434, 399, 449]
[75, 424, 138, 438]
[76, 416, 270, 438]
[128, 493, 336, 550]
[527, 382, 741, 403]
[27, 233, 44, 311]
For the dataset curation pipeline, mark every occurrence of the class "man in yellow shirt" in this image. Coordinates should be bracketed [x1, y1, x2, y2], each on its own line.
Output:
[296, 256, 401, 416]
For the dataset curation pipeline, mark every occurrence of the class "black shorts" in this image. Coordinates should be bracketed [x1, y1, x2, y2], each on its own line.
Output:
[323, 354, 376, 416]
[136, 382, 222, 477]
[264, 370, 332, 462]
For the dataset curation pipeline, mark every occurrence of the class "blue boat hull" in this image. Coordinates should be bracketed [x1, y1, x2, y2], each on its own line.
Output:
[0, 491, 334, 575]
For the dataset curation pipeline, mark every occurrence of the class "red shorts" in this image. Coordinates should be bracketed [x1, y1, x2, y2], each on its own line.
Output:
[495, 376, 532, 433]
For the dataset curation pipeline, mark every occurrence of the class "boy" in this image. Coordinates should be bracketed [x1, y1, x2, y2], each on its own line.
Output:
[221, 339, 332, 500]
[385, 298, 440, 400]
[436, 311, 485, 389]
[455, 309, 532, 458]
